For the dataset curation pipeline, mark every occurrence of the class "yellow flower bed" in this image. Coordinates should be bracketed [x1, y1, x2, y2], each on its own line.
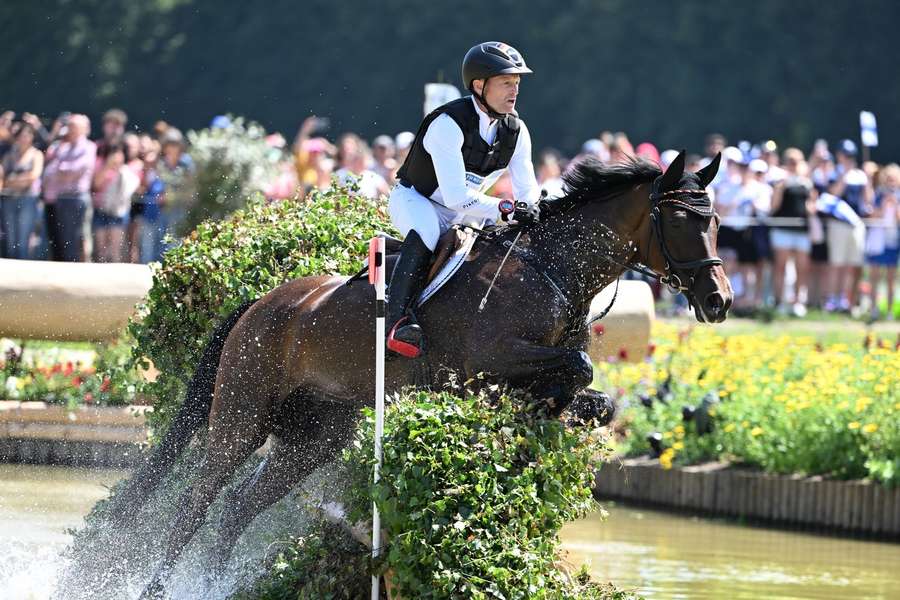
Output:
[597, 324, 900, 485]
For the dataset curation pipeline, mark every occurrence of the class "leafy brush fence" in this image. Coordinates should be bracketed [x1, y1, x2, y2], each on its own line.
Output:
[235, 386, 632, 600]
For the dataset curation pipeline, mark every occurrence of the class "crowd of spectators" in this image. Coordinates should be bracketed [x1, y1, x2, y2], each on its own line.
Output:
[0, 109, 193, 264]
[685, 133, 898, 321]
[1, 108, 896, 320]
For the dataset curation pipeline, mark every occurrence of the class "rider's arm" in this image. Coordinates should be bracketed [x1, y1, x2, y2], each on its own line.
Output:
[507, 121, 540, 206]
[423, 114, 502, 220]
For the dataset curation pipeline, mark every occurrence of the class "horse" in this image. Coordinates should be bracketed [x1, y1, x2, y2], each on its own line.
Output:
[125, 149, 731, 597]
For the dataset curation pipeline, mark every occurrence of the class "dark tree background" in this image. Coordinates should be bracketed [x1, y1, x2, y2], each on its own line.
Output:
[1, 0, 896, 159]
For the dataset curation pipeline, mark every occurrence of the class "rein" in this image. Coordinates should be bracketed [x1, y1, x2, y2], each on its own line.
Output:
[480, 182, 722, 327]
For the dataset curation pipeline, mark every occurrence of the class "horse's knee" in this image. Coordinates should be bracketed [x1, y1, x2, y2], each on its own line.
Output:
[569, 351, 593, 388]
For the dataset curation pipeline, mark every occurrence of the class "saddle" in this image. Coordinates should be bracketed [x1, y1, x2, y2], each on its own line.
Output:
[354, 226, 479, 305]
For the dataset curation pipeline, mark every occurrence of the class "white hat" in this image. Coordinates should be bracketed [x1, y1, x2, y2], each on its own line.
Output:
[723, 146, 744, 164]
[749, 158, 768, 173]
[660, 149, 680, 168]
[395, 131, 415, 151]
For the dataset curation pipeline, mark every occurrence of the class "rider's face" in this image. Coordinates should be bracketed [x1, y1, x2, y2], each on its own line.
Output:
[475, 74, 520, 114]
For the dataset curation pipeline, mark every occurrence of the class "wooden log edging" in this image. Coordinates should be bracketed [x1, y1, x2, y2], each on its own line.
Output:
[594, 457, 900, 539]
[0, 401, 150, 467]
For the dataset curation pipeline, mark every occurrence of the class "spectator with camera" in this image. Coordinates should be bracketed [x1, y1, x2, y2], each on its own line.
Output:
[0, 122, 44, 259]
[95, 109, 127, 158]
[41, 114, 96, 261]
[292, 116, 335, 195]
[91, 142, 139, 262]
[130, 134, 165, 262]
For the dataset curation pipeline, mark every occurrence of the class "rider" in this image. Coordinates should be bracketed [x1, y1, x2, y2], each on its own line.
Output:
[386, 41, 542, 358]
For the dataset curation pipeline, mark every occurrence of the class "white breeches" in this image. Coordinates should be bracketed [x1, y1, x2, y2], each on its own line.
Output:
[388, 184, 484, 251]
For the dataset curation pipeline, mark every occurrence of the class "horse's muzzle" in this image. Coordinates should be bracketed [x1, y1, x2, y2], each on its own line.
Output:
[697, 290, 731, 323]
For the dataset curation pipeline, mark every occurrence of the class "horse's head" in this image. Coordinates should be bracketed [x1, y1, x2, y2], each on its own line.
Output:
[642, 150, 733, 323]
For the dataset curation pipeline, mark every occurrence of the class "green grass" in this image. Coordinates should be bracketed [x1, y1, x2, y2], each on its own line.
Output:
[661, 315, 898, 346]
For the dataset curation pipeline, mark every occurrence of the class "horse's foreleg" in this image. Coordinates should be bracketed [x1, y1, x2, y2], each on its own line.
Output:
[470, 340, 593, 415]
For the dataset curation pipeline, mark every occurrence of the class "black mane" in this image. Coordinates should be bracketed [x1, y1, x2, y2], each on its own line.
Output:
[544, 156, 663, 215]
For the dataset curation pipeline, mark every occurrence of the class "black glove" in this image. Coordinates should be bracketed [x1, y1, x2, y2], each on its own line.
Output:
[512, 201, 540, 225]
[537, 189, 553, 220]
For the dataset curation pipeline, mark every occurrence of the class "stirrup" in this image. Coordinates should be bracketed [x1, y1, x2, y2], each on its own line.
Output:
[386, 316, 423, 358]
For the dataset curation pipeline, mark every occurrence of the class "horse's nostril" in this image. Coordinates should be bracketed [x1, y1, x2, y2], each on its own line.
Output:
[705, 292, 724, 314]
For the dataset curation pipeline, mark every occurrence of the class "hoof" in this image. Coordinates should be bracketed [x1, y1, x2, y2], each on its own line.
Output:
[566, 389, 616, 426]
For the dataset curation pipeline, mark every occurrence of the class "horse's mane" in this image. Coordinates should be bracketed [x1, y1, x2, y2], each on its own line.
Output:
[544, 156, 663, 215]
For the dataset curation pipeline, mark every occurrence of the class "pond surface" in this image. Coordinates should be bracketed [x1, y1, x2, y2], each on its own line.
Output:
[2, 464, 899, 599]
[561, 502, 900, 600]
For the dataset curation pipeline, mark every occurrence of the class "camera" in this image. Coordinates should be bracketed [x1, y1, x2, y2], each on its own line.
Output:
[309, 117, 330, 137]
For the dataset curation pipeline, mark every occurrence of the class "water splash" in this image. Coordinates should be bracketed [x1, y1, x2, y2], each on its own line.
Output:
[45, 452, 349, 600]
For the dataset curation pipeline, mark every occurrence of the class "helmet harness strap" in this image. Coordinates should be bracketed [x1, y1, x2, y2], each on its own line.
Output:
[470, 77, 507, 121]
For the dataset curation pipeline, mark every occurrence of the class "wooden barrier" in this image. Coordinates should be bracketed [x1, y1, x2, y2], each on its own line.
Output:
[0, 258, 152, 341]
[586, 281, 655, 363]
[595, 457, 900, 538]
[1, 260, 651, 354]
[0, 400, 150, 466]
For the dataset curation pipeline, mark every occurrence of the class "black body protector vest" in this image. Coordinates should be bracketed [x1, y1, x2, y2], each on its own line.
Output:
[396, 96, 520, 201]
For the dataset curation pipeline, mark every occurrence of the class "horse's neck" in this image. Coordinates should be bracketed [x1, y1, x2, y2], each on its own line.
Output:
[531, 187, 649, 305]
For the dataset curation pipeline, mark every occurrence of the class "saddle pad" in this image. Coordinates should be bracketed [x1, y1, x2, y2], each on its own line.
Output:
[417, 231, 478, 307]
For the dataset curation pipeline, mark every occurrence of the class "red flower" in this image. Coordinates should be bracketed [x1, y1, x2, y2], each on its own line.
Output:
[71, 375, 82, 387]
[618, 347, 628, 360]
[51, 363, 62, 374]
[592, 323, 605, 336]
[64, 361, 74, 376]
[647, 343, 657, 356]
[83, 392, 94, 404]
[100, 377, 111, 392]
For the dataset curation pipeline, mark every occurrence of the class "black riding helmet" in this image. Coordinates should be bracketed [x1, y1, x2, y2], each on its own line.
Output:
[462, 42, 532, 119]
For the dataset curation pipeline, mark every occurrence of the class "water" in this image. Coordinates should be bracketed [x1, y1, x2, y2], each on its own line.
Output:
[561, 503, 900, 600]
[0, 465, 125, 600]
[2, 465, 899, 599]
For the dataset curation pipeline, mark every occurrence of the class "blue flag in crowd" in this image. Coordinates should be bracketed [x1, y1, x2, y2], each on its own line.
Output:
[816, 193, 863, 227]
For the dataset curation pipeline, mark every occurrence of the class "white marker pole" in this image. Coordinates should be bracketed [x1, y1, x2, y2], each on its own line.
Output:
[369, 237, 386, 600]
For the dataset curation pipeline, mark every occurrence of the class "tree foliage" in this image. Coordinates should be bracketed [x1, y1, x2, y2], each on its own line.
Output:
[2, 1, 897, 160]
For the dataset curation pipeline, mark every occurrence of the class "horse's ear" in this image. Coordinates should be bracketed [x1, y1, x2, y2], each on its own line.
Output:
[696, 152, 721, 188]
[659, 149, 685, 191]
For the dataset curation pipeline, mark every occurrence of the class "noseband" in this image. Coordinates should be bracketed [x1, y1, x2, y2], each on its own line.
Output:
[631, 185, 723, 298]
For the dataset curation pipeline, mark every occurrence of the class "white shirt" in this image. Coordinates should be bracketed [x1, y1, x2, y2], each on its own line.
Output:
[421, 97, 540, 220]
[717, 178, 772, 229]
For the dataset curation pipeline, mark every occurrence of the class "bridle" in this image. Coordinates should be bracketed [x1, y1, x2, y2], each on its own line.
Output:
[628, 181, 723, 299]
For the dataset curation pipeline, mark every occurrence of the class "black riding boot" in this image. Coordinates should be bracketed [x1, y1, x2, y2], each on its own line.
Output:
[386, 230, 433, 358]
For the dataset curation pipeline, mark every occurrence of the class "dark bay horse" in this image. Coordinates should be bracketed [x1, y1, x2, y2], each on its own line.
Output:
[127, 150, 731, 597]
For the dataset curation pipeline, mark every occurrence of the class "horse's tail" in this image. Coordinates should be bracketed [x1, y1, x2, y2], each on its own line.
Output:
[110, 299, 258, 521]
